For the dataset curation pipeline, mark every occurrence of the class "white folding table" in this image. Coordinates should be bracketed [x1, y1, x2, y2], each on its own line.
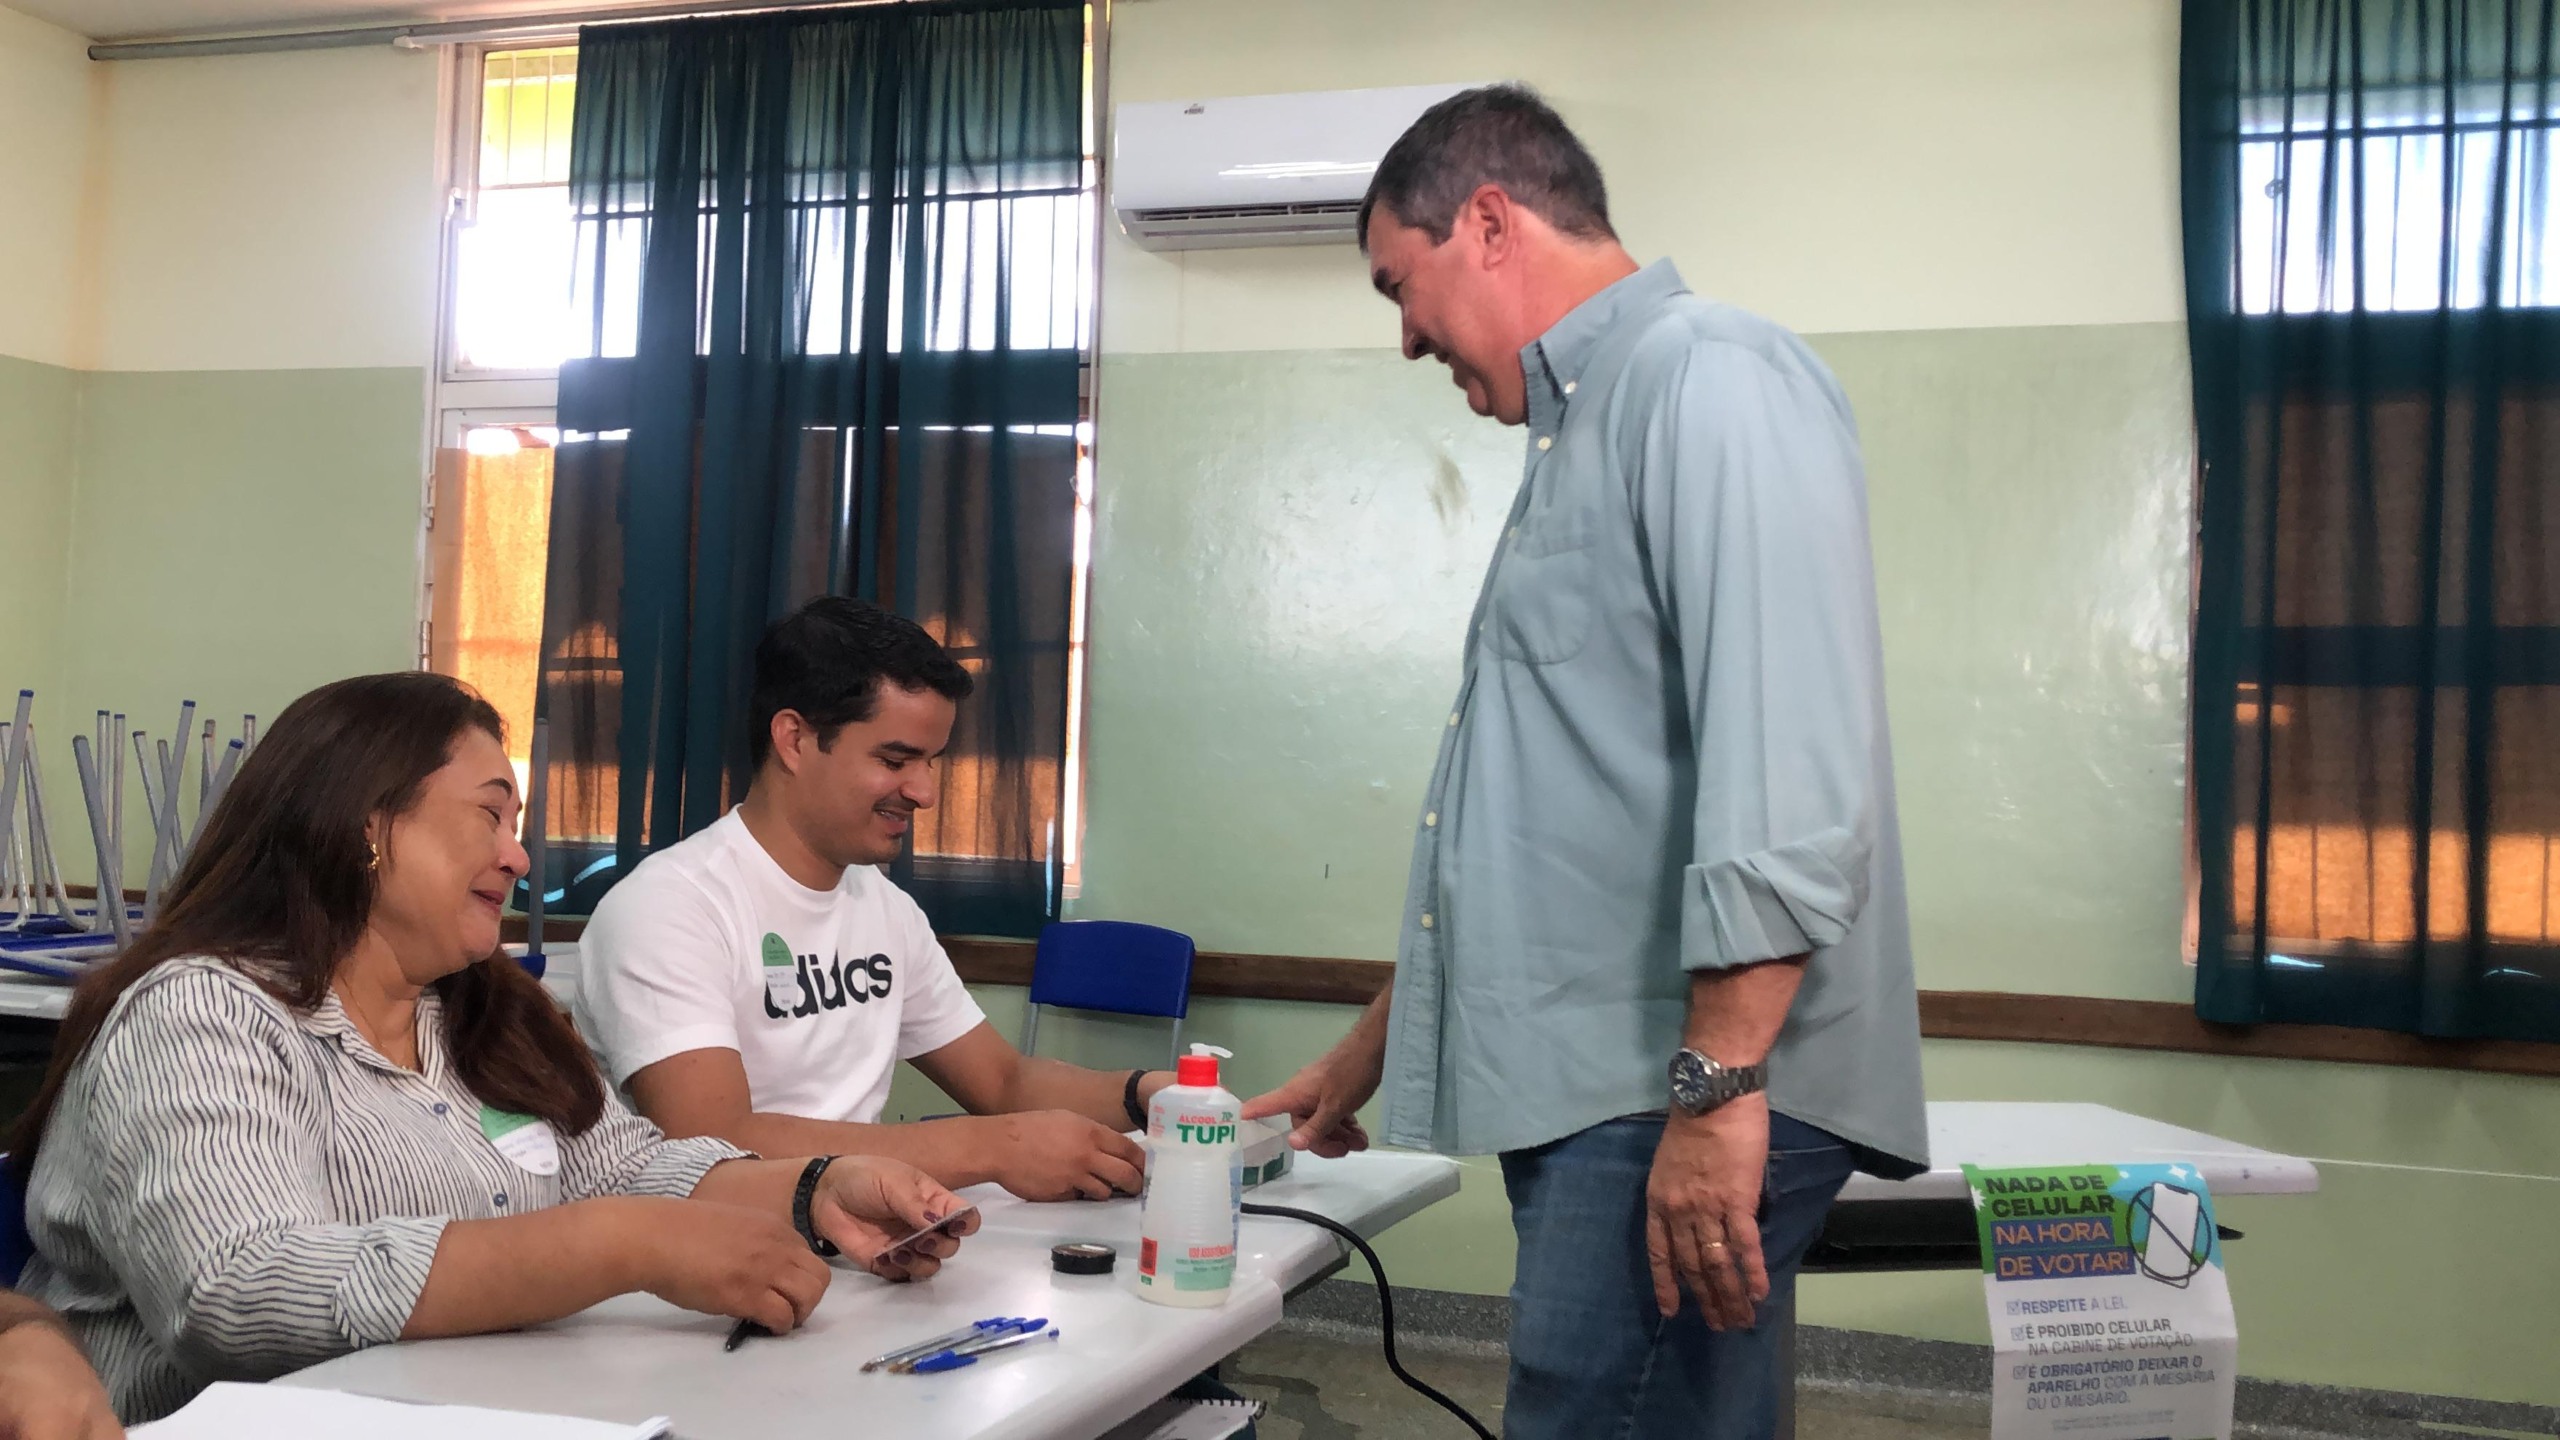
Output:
[280, 1149, 1460, 1440]
[1780, 1100, 2321, 1439]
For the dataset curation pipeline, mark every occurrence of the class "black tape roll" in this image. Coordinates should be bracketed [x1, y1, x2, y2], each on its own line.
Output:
[1051, 1242, 1117, 1275]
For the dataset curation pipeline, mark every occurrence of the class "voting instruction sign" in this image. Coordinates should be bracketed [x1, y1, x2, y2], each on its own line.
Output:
[1965, 1162, 2238, 1440]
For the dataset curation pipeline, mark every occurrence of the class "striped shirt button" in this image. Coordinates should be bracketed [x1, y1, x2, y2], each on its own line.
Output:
[493, 1193, 509, 1208]
[432, 1102, 448, 1115]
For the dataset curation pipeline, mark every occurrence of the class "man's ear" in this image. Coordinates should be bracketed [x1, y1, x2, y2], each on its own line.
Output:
[1463, 183, 1516, 268]
[768, 710, 806, 776]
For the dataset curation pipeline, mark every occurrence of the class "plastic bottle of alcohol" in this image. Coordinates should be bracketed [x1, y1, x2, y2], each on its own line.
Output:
[1136, 1043, 1242, 1307]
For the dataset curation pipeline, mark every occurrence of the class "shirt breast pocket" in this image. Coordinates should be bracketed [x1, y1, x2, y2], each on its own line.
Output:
[1484, 510, 1598, 665]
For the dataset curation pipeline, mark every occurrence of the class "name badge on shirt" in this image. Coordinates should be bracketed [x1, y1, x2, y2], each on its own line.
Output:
[479, 1105, 561, 1176]
[762, 932, 800, 1011]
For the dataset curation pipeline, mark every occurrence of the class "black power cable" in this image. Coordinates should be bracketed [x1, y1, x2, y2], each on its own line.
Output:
[1240, 1201, 1497, 1440]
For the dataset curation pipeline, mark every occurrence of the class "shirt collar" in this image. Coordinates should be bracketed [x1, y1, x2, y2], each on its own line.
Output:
[1521, 258, 1690, 404]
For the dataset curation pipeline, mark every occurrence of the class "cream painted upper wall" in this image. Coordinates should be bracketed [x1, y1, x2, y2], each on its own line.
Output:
[1101, 0, 2184, 354]
[0, 6, 98, 368]
[91, 42, 442, 372]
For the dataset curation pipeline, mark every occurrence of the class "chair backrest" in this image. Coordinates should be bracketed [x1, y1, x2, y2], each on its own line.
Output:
[1027, 921, 1194, 1021]
[0, 1154, 29, 1288]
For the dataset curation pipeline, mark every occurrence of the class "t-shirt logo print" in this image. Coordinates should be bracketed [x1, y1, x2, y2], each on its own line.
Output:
[760, 930, 894, 1021]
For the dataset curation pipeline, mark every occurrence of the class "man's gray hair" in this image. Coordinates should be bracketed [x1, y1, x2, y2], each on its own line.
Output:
[1357, 84, 1615, 250]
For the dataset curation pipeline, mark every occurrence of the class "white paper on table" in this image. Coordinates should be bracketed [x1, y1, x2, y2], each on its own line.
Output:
[1095, 1396, 1266, 1440]
[132, 1383, 671, 1440]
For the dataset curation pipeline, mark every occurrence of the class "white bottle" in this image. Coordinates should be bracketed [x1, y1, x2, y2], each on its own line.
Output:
[1136, 1043, 1242, 1307]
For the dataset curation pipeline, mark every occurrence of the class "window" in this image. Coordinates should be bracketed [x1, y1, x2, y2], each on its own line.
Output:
[2184, 3, 2560, 1038]
[425, 34, 1102, 900]
[2237, 88, 2560, 313]
[454, 45, 581, 371]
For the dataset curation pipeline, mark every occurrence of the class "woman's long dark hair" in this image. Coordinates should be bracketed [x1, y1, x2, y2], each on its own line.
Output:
[10, 672, 604, 1174]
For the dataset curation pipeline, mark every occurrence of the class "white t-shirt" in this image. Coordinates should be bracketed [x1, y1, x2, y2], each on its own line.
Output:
[573, 809, 986, 1125]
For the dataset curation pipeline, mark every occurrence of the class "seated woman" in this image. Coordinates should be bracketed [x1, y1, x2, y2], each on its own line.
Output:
[10, 672, 979, 1423]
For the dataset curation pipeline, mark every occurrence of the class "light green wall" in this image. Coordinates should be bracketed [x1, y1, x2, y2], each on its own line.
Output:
[0, 354, 78, 698]
[1063, 324, 2560, 1410]
[16, 366, 429, 875]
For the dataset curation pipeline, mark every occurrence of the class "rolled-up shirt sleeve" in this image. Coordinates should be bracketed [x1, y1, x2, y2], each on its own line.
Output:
[1636, 341, 1883, 972]
[557, 1089, 749, 1202]
[80, 974, 446, 1380]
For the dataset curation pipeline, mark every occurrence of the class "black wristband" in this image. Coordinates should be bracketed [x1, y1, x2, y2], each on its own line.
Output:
[791, 1155, 840, 1257]
[1122, 1069, 1151, 1131]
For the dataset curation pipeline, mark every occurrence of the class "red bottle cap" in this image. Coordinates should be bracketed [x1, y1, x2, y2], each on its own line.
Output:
[1176, 1051, 1221, 1087]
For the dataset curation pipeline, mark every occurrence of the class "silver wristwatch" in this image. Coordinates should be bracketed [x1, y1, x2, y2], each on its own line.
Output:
[1668, 1048, 1767, 1116]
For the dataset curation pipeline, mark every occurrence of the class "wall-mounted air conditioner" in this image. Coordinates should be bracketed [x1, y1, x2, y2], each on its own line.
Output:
[1110, 83, 1479, 251]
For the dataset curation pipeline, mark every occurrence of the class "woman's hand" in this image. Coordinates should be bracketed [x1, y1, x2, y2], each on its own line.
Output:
[0, 1310, 124, 1440]
[806, 1156, 979, 1282]
[630, 1198, 832, 1334]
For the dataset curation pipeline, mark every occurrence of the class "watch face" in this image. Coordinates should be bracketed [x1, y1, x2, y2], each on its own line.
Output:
[1668, 1049, 1713, 1110]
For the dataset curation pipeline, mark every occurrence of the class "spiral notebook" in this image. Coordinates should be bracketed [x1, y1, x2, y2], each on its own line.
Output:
[1097, 1396, 1266, 1440]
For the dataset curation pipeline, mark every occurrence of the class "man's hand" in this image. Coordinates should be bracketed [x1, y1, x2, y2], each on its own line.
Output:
[985, 1111, 1145, 1201]
[1241, 1048, 1380, 1158]
[1645, 1094, 1771, 1330]
[0, 1314, 124, 1440]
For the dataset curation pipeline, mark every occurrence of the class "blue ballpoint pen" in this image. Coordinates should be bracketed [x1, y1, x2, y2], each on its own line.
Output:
[891, 1318, 1049, 1373]
[908, 1327, 1061, 1374]
[860, 1317, 1025, 1372]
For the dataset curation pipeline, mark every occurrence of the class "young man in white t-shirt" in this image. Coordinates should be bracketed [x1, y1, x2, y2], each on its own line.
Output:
[576, 598, 1174, 1202]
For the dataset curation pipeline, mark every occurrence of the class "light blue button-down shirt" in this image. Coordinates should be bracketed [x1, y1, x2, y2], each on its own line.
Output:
[1380, 261, 1928, 1175]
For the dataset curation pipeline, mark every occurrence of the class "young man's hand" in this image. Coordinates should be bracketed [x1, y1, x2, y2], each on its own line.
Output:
[984, 1111, 1145, 1201]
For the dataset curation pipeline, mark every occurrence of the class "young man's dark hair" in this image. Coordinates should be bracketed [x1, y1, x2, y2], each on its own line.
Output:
[748, 597, 973, 769]
[1356, 83, 1616, 250]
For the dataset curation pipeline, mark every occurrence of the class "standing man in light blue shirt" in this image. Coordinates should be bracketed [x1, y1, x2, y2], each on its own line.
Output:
[1244, 86, 1928, 1440]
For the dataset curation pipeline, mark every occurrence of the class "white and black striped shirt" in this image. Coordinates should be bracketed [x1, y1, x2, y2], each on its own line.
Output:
[19, 956, 744, 1422]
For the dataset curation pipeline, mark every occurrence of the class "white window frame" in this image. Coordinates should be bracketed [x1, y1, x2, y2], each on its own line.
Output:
[424, 38, 575, 667]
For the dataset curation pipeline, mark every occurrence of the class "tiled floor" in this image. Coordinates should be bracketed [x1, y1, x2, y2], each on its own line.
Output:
[1220, 1325, 1986, 1440]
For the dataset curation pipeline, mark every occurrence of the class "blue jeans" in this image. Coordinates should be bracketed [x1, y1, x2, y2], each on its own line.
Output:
[1499, 1112, 1856, 1440]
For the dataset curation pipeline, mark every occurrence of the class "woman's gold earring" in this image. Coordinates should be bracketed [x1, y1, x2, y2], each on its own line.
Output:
[366, 841, 382, 873]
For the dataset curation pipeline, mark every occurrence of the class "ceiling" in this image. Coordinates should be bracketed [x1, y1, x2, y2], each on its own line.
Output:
[24, 0, 705, 43]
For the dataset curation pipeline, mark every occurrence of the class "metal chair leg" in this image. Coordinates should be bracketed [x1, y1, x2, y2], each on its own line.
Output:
[1019, 1002, 1042, 1059]
[1168, 1015, 1183, 1070]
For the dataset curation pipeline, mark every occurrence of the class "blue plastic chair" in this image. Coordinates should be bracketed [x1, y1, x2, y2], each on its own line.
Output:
[1018, 921, 1196, 1068]
[0, 1156, 29, 1287]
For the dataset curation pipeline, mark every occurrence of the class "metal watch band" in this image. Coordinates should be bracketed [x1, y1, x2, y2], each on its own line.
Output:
[791, 1154, 840, 1257]
[1669, 1048, 1769, 1115]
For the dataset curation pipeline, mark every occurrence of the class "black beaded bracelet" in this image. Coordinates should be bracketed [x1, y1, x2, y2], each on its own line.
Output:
[1122, 1069, 1151, 1130]
[791, 1155, 840, 1257]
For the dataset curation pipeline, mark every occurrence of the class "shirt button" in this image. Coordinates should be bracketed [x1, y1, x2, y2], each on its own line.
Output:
[1564, 381, 1578, 395]
[1447, 712, 1459, 727]
[1425, 811, 1438, 827]
[432, 1103, 449, 1116]
[493, 1193, 509, 1208]
[1420, 913, 1435, 929]
[1536, 436, 1553, 451]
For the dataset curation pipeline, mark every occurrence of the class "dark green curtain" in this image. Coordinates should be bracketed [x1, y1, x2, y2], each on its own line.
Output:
[2184, 0, 2560, 1039]
[537, 0, 1085, 935]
